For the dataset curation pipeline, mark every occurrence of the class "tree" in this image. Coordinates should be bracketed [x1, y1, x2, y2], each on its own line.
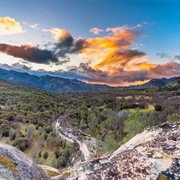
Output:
[8, 115, 14, 121]
[26, 124, 35, 146]
[103, 131, 117, 153]
[122, 111, 146, 144]
[9, 128, 16, 140]
[43, 152, 49, 159]
[51, 155, 58, 168]
[154, 104, 162, 111]
[54, 150, 61, 158]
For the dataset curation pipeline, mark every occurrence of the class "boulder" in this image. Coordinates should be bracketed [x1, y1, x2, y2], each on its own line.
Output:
[0, 142, 51, 180]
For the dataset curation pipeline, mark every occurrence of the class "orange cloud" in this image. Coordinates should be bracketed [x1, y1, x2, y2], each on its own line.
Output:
[0, 17, 24, 35]
[42, 28, 72, 41]
[80, 29, 137, 68]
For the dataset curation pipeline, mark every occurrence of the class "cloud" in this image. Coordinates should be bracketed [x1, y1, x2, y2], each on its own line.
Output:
[156, 52, 170, 59]
[94, 50, 146, 70]
[78, 61, 180, 86]
[173, 55, 180, 62]
[43, 26, 139, 60]
[0, 63, 31, 73]
[149, 61, 180, 78]
[0, 43, 58, 64]
[43, 28, 73, 41]
[106, 24, 144, 37]
[78, 63, 149, 86]
[0, 17, 24, 35]
[11, 62, 31, 70]
[43, 28, 86, 58]
[89, 27, 104, 35]
[30, 24, 38, 29]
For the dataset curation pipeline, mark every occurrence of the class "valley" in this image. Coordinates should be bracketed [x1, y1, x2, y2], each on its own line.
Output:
[0, 78, 179, 175]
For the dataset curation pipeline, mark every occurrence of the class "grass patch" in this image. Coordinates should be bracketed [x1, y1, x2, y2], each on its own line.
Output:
[45, 169, 60, 177]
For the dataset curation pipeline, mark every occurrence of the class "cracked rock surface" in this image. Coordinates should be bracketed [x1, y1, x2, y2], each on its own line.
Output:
[0, 142, 51, 180]
[65, 122, 180, 180]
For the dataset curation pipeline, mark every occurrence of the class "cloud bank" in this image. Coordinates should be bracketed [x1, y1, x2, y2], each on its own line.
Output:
[0, 44, 58, 64]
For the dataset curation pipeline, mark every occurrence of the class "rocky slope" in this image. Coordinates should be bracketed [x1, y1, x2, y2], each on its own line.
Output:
[0, 122, 179, 180]
[0, 142, 51, 180]
[61, 122, 180, 180]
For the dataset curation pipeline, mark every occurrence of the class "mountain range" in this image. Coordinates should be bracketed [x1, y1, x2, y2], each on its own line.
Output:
[0, 68, 179, 92]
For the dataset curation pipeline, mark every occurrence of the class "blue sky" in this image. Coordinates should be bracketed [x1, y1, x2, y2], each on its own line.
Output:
[0, 0, 179, 86]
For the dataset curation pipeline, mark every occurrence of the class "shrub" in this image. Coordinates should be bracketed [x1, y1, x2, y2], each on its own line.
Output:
[154, 104, 162, 111]
[54, 150, 61, 158]
[43, 152, 49, 159]
[12, 138, 29, 151]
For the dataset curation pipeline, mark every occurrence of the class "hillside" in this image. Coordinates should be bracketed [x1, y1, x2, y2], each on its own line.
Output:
[127, 77, 179, 90]
[163, 76, 180, 90]
[0, 79, 78, 169]
[0, 68, 179, 93]
[0, 68, 114, 92]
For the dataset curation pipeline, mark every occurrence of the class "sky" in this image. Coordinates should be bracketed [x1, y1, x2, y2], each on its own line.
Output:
[0, 0, 180, 86]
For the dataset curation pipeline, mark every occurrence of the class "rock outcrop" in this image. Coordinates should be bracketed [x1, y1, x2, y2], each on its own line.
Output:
[0, 122, 179, 180]
[65, 122, 180, 180]
[0, 142, 51, 180]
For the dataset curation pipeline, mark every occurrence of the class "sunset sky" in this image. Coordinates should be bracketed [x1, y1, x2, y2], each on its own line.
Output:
[0, 0, 180, 86]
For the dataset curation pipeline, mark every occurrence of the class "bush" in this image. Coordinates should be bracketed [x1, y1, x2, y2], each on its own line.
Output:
[43, 152, 49, 159]
[2, 130, 9, 137]
[154, 104, 162, 111]
[44, 126, 52, 133]
[13, 138, 29, 151]
[57, 156, 66, 168]
[54, 150, 61, 158]
[8, 115, 14, 121]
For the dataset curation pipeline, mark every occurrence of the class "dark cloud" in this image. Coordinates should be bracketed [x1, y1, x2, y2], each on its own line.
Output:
[70, 38, 87, 53]
[54, 37, 86, 58]
[0, 63, 31, 73]
[173, 55, 180, 61]
[55, 59, 70, 65]
[0, 43, 58, 64]
[156, 52, 170, 59]
[54, 34, 73, 58]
